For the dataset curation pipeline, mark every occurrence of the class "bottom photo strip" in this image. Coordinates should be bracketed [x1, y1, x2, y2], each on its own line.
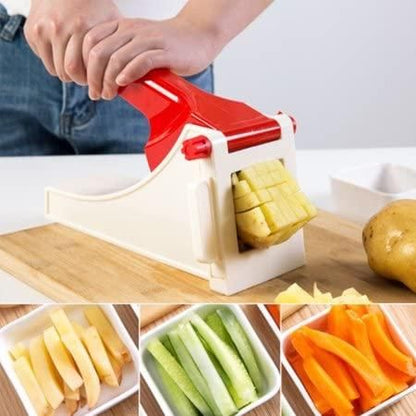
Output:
[0, 304, 415, 416]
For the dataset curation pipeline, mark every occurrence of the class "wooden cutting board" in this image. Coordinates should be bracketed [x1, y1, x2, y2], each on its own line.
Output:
[0, 305, 138, 416]
[281, 305, 416, 416]
[0, 211, 415, 303]
[140, 305, 280, 416]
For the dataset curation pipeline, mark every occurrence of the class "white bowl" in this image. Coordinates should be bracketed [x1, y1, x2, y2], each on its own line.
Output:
[281, 305, 416, 416]
[330, 163, 416, 224]
[0, 304, 139, 416]
[140, 304, 280, 416]
[257, 304, 281, 341]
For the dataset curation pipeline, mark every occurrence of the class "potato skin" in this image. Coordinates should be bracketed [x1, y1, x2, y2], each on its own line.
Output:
[363, 199, 416, 293]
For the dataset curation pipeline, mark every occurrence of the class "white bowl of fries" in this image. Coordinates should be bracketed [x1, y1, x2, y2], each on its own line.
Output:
[0, 304, 139, 416]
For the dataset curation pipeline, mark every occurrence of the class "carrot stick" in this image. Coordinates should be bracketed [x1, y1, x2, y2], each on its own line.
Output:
[301, 327, 386, 396]
[312, 346, 359, 401]
[292, 329, 359, 401]
[291, 331, 314, 358]
[347, 305, 368, 317]
[327, 305, 350, 341]
[350, 369, 393, 412]
[303, 356, 354, 416]
[375, 351, 411, 393]
[346, 310, 405, 395]
[363, 313, 416, 376]
[265, 305, 280, 327]
[290, 355, 332, 415]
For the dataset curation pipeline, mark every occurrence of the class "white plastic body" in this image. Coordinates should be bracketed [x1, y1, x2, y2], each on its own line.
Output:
[0, 305, 139, 416]
[331, 163, 416, 224]
[140, 304, 280, 416]
[281, 305, 416, 416]
[45, 113, 305, 295]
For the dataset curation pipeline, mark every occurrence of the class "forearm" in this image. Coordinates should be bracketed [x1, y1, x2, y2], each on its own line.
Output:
[178, 0, 273, 50]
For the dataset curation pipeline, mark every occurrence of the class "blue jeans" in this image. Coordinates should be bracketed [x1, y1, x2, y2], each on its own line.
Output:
[0, 4, 214, 155]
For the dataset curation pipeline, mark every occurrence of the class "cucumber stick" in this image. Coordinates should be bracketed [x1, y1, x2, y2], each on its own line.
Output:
[147, 339, 212, 415]
[205, 313, 238, 354]
[168, 329, 223, 416]
[190, 314, 258, 407]
[155, 361, 199, 416]
[206, 349, 246, 409]
[178, 322, 237, 416]
[217, 308, 264, 393]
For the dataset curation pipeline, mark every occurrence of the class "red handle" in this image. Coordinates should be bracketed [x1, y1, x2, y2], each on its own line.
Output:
[119, 69, 284, 170]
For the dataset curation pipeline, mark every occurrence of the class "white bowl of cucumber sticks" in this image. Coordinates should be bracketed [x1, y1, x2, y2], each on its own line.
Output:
[140, 304, 280, 416]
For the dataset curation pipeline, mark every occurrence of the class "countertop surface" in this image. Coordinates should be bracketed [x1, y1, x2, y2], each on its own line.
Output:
[1, 147, 415, 303]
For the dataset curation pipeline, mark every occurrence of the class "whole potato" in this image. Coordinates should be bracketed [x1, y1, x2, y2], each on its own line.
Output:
[363, 199, 416, 292]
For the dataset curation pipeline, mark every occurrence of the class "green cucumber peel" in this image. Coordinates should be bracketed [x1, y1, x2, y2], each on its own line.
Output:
[190, 314, 258, 407]
[168, 329, 222, 416]
[147, 338, 212, 415]
[205, 313, 238, 354]
[155, 360, 199, 416]
[178, 322, 237, 416]
[217, 308, 264, 393]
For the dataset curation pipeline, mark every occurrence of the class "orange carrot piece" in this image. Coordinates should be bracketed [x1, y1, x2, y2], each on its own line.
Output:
[301, 327, 386, 396]
[375, 352, 410, 393]
[265, 305, 280, 327]
[291, 331, 314, 358]
[347, 310, 407, 395]
[292, 329, 359, 402]
[347, 305, 368, 317]
[303, 356, 354, 416]
[312, 346, 360, 401]
[291, 355, 332, 415]
[327, 305, 350, 341]
[350, 369, 393, 413]
[363, 313, 416, 376]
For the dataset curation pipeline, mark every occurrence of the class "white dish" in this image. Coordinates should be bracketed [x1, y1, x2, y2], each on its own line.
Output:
[257, 304, 281, 341]
[330, 163, 416, 223]
[0, 304, 139, 416]
[140, 304, 280, 416]
[281, 305, 416, 416]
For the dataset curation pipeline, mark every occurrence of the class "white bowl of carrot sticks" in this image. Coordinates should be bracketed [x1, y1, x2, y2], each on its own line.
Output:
[281, 305, 416, 416]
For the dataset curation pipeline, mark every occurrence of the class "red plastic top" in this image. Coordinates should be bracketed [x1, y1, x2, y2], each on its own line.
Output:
[119, 69, 289, 170]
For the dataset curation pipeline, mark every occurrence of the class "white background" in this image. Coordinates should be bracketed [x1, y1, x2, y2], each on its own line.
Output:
[215, 0, 416, 149]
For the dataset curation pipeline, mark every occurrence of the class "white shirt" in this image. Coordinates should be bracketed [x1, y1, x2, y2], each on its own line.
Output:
[1, 0, 188, 19]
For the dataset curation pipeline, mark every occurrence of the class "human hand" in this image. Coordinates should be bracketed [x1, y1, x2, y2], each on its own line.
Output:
[82, 15, 221, 100]
[24, 0, 121, 85]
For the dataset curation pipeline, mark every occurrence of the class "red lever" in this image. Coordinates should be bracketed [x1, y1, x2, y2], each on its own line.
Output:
[119, 69, 289, 171]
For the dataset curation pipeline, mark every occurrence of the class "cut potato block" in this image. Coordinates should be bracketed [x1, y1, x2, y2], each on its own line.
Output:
[108, 349, 123, 385]
[82, 326, 120, 387]
[84, 306, 131, 365]
[233, 180, 251, 199]
[236, 208, 271, 238]
[275, 283, 372, 304]
[232, 160, 317, 248]
[234, 192, 260, 213]
[10, 342, 30, 361]
[13, 356, 53, 416]
[50, 309, 100, 409]
[29, 335, 64, 409]
[44, 326, 83, 391]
